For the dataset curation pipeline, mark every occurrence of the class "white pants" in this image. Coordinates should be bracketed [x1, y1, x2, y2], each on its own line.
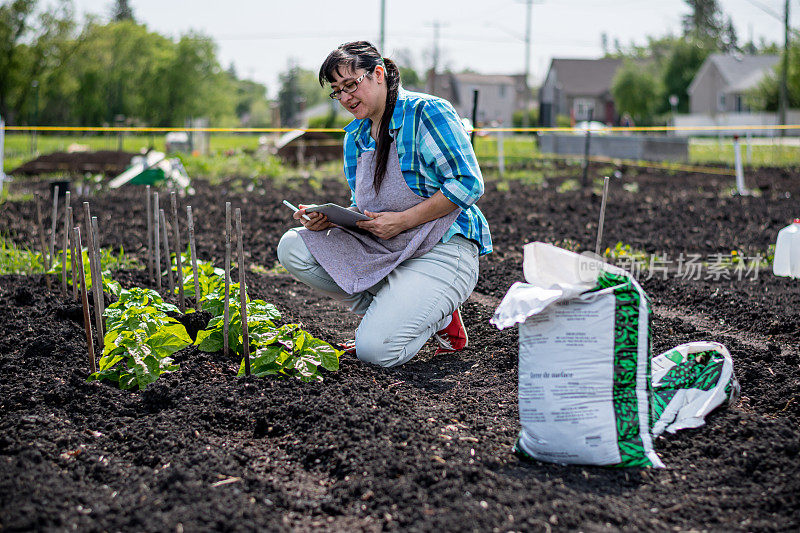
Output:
[277, 229, 479, 367]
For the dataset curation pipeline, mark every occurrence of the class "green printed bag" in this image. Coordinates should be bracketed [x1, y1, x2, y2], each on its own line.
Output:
[492, 243, 662, 467]
[651, 341, 740, 436]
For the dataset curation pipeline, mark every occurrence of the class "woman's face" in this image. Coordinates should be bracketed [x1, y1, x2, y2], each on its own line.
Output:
[330, 65, 386, 125]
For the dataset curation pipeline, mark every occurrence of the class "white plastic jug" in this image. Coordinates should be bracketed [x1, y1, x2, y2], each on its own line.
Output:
[773, 219, 800, 278]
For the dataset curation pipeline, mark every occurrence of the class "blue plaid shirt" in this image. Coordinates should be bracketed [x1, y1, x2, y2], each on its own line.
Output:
[342, 88, 492, 255]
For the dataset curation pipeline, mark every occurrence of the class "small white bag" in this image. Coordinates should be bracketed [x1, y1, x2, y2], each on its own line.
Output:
[651, 341, 740, 436]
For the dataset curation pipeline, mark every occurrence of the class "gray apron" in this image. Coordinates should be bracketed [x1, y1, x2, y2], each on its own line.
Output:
[299, 140, 461, 294]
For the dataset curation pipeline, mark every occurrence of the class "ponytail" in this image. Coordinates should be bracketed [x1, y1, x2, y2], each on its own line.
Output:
[373, 58, 400, 191]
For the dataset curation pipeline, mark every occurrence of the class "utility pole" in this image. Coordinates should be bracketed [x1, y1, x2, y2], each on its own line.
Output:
[428, 21, 443, 95]
[778, 0, 790, 137]
[524, 0, 532, 88]
[524, 0, 532, 128]
[379, 0, 386, 54]
[518, 0, 536, 129]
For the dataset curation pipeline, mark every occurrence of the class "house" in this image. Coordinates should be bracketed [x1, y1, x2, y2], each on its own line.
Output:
[427, 72, 530, 126]
[539, 58, 623, 126]
[687, 53, 780, 114]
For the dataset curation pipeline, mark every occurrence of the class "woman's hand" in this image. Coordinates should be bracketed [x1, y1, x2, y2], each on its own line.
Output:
[296, 205, 334, 231]
[357, 211, 410, 239]
[356, 191, 459, 240]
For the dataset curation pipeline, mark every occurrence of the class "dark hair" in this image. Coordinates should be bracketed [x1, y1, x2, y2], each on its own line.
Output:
[319, 41, 400, 191]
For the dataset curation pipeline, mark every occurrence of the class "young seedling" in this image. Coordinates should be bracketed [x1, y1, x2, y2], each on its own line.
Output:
[160, 209, 175, 294]
[61, 191, 70, 295]
[74, 226, 96, 373]
[153, 192, 161, 291]
[223, 202, 231, 358]
[187, 206, 201, 311]
[91, 215, 104, 351]
[146, 185, 153, 281]
[49, 185, 59, 270]
[171, 192, 185, 312]
[236, 208, 250, 376]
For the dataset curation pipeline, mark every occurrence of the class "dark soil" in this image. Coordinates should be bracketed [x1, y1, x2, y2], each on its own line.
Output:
[1, 163, 799, 531]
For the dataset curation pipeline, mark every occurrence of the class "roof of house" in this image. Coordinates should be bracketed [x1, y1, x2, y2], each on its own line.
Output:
[546, 58, 623, 97]
[428, 71, 525, 106]
[689, 53, 780, 94]
[449, 73, 518, 86]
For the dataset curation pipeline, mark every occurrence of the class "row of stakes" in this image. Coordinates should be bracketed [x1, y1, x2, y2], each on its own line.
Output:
[39, 185, 253, 377]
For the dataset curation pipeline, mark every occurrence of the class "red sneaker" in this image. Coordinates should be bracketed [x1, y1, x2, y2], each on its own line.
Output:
[337, 340, 357, 355]
[434, 308, 468, 355]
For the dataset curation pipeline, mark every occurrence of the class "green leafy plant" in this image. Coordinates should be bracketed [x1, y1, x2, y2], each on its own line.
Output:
[195, 278, 342, 382]
[238, 324, 340, 381]
[176, 253, 225, 301]
[88, 287, 190, 390]
[195, 282, 281, 354]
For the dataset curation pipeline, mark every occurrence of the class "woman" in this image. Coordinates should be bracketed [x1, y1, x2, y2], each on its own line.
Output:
[277, 41, 491, 367]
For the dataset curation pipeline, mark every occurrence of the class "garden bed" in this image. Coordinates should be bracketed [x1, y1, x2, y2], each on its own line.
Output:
[1, 164, 799, 531]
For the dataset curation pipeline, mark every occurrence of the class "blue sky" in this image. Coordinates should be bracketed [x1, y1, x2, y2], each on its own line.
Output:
[69, 0, 794, 97]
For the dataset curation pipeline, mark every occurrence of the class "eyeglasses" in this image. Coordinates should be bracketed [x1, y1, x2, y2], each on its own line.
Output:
[329, 73, 366, 100]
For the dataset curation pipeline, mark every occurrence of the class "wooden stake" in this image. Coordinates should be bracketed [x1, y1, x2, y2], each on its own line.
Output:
[74, 227, 96, 374]
[61, 191, 70, 295]
[187, 206, 201, 311]
[90, 215, 104, 351]
[49, 185, 59, 270]
[82, 202, 96, 297]
[153, 192, 161, 291]
[171, 192, 185, 312]
[160, 209, 175, 294]
[223, 202, 231, 358]
[35, 194, 51, 288]
[146, 185, 153, 281]
[236, 208, 250, 376]
[68, 206, 78, 300]
[91, 216, 105, 319]
[595, 176, 610, 257]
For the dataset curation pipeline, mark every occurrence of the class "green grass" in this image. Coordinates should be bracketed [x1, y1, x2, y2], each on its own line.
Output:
[689, 138, 800, 167]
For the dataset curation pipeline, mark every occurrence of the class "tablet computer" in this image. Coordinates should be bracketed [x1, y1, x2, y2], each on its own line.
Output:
[305, 203, 371, 229]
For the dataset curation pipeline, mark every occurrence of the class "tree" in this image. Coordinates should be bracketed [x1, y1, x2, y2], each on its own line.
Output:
[231, 77, 270, 126]
[60, 22, 236, 126]
[682, 0, 724, 41]
[0, 0, 77, 124]
[278, 63, 302, 127]
[660, 39, 711, 114]
[277, 63, 327, 127]
[393, 48, 423, 90]
[746, 43, 800, 111]
[111, 0, 134, 22]
[611, 60, 661, 125]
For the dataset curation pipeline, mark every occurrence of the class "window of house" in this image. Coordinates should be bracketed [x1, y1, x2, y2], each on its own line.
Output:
[499, 85, 506, 98]
[717, 92, 726, 112]
[573, 98, 594, 121]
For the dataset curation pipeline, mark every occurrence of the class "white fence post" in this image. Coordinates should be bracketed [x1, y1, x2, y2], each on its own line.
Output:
[734, 135, 748, 196]
[497, 129, 505, 178]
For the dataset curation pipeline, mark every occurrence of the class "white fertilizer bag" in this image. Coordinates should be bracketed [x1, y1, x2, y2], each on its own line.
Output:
[492, 243, 662, 468]
[651, 341, 740, 436]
